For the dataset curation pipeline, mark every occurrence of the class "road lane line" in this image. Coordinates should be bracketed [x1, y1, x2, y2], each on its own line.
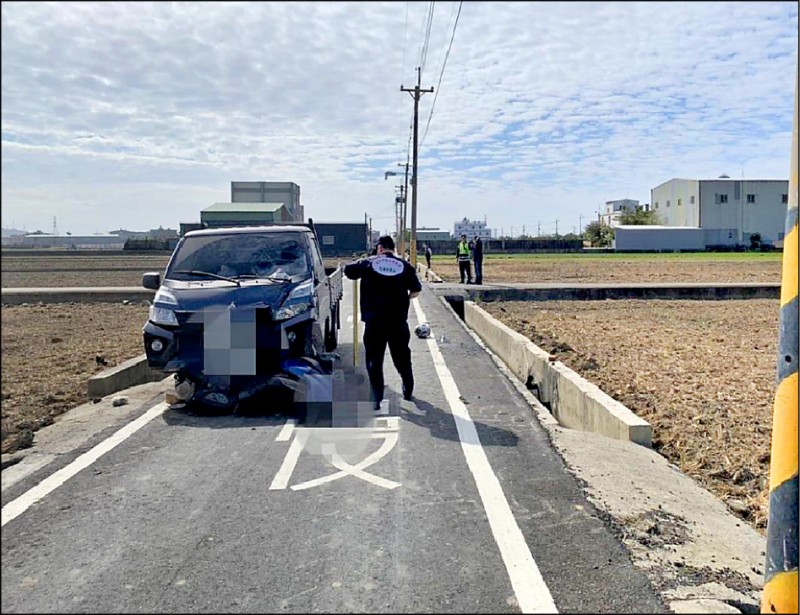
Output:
[269, 436, 304, 490]
[411, 298, 558, 614]
[276, 418, 296, 442]
[1, 402, 169, 527]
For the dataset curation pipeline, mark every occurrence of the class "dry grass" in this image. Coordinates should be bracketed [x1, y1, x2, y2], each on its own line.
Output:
[481, 298, 780, 532]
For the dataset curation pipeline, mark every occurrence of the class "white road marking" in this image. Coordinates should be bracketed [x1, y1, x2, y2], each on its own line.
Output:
[1, 402, 169, 527]
[411, 298, 558, 614]
[291, 430, 401, 491]
[276, 418, 296, 442]
[270, 418, 401, 491]
[269, 436, 305, 490]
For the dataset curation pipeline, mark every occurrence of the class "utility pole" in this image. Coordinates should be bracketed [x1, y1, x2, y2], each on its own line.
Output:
[522, 225, 526, 237]
[761, 65, 798, 615]
[401, 67, 433, 268]
[394, 186, 403, 245]
[399, 163, 409, 256]
[555, 219, 559, 237]
[537, 221, 541, 236]
[579, 214, 585, 235]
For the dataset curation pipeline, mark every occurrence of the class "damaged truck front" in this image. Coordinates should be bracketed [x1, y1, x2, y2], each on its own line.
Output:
[141, 224, 343, 410]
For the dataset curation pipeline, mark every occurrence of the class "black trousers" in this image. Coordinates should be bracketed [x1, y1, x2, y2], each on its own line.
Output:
[458, 260, 472, 283]
[363, 318, 413, 402]
[474, 258, 483, 284]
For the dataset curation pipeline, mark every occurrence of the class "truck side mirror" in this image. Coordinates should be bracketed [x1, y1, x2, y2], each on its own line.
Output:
[142, 272, 161, 290]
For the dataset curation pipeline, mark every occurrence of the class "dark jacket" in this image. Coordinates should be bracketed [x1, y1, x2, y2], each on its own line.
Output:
[473, 237, 483, 260]
[344, 252, 422, 322]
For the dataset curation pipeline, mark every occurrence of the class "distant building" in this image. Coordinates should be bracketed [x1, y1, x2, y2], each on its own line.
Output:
[179, 222, 204, 237]
[613, 225, 705, 251]
[7, 234, 124, 249]
[110, 229, 148, 241]
[417, 227, 451, 242]
[313, 222, 369, 257]
[147, 226, 179, 240]
[231, 181, 303, 222]
[453, 217, 492, 240]
[600, 199, 639, 228]
[651, 178, 789, 247]
[200, 202, 293, 228]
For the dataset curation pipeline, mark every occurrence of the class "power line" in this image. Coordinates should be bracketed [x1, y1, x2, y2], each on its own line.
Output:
[400, 2, 409, 84]
[421, 0, 462, 147]
[431, 1, 457, 91]
[418, 1, 435, 79]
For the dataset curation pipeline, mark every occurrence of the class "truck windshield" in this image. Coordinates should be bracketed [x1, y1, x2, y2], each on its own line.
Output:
[166, 232, 311, 282]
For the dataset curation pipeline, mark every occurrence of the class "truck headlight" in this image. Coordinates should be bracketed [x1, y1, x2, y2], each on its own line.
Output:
[274, 278, 314, 321]
[274, 301, 311, 321]
[149, 305, 179, 326]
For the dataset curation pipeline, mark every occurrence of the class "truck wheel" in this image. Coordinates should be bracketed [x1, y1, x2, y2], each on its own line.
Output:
[325, 318, 338, 351]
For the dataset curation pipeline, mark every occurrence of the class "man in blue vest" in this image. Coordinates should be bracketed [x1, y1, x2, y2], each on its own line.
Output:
[344, 235, 422, 410]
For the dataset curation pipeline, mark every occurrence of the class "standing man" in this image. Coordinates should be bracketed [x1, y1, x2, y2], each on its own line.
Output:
[424, 244, 432, 269]
[456, 234, 473, 284]
[473, 234, 484, 285]
[344, 235, 422, 410]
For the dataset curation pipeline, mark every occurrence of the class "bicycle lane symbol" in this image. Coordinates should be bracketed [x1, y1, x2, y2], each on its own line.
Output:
[268, 417, 401, 491]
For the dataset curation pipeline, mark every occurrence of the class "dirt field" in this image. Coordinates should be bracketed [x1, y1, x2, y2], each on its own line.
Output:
[481, 298, 780, 533]
[1, 255, 171, 288]
[432, 253, 782, 284]
[1, 254, 346, 287]
[1, 303, 150, 454]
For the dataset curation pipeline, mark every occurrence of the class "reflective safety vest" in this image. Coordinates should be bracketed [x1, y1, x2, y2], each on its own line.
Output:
[457, 241, 471, 261]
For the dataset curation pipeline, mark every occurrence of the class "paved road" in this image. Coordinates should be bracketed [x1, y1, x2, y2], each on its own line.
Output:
[1, 278, 666, 613]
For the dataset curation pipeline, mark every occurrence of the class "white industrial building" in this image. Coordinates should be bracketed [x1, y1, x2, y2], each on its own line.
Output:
[601, 199, 639, 227]
[231, 181, 303, 222]
[417, 227, 451, 242]
[454, 217, 492, 240]
[650, 178, 789, 248]
[613, 225, 706, 252]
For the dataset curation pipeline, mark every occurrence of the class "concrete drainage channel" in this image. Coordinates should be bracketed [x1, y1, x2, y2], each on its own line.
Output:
[441, 293, 652, 447]
[437, 290, 767, 613]
[434, 279, 780, 447]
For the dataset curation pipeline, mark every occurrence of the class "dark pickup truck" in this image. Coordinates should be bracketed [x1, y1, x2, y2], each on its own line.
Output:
[141, 224, 344, 409]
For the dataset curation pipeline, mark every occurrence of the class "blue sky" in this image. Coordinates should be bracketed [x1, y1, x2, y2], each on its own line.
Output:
[1, 1, 797, 237]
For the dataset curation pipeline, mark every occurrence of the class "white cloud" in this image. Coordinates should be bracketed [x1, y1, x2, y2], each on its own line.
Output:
[1, 1, 797, 236]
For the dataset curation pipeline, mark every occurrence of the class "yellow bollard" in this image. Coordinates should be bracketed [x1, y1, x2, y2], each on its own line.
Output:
[761, 68, 798, 615]
[353, 279, 359, 367]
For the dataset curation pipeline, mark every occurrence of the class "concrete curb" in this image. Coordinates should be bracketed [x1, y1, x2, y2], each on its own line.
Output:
[433, 282, 780, 302]
[463, 300, 653, 447]
[87, 354, 167, 398]
[415, 263, 443, 283]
